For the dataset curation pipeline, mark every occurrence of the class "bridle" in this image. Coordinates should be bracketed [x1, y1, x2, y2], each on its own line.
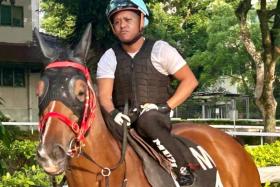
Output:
[39, 61, 96, 157]
[38, 61, 128, 187]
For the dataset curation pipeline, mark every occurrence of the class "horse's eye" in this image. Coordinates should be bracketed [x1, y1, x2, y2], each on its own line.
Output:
[78, 91, 85, 96]
[69, 76, 87, 102]
[73, 79, 87, 102]
[36, 77, 48, 98]
[36, 81, 44, 97]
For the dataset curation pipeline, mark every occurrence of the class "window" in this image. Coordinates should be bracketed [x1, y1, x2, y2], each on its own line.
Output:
[0, 5, 23, 27]
[0, 67, 25, 87]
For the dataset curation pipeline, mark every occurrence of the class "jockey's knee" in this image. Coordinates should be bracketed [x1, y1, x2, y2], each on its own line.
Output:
[136, 110, 171, 135]
[138, 110, 160, 123]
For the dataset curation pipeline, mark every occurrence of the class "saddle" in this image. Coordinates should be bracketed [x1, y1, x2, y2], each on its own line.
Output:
[101, 108, 222, 187]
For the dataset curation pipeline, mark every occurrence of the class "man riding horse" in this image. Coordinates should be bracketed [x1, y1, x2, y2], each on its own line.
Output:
[96, 0, 198, 185]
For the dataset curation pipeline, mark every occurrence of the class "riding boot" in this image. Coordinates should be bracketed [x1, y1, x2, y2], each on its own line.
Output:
[176, 166, 194, 186]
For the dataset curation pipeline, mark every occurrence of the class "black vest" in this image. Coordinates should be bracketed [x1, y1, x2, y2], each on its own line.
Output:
[112, 39, 172, 109]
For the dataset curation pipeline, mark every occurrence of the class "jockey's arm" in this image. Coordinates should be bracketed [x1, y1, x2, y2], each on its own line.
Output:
[97, 78, 115, 113]
[166, 64, 198, 109]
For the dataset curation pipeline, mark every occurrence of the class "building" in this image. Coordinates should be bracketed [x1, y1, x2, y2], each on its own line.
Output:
[175, 76, 259, 119]
[0, 0, 43, 122]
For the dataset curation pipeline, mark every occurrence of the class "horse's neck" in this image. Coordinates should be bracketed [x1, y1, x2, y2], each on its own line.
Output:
[76, 105, 151, 187]
[83, 106, 121, 164]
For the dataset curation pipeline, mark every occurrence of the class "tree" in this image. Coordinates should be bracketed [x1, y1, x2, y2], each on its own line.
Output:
[235, 0, 280, 142]
[188, 1, 258, 95]
[40, 0, 77, 38]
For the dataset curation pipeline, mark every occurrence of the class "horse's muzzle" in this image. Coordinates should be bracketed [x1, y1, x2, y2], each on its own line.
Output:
[37, 143, 67, 175]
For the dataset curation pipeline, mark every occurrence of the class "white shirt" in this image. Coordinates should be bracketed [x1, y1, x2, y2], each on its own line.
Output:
[96, 40, 186, 79]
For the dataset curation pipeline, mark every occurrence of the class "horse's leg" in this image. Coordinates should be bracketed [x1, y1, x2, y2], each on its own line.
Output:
[172, 123, 261, 187]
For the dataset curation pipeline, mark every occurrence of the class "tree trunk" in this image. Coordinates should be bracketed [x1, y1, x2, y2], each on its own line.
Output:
[236, 0, 279, 143]
[256, 58, 277, 142]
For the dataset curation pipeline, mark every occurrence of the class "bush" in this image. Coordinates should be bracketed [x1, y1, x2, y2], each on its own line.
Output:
[0, 140, 38, 174]
[246, 141, 280, 187]
[246, 141, 280, 167]
[0, 165, 50, 187]
[0, 139, 64, 187]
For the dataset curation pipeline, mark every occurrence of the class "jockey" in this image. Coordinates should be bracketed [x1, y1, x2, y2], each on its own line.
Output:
[97, 0, 198, 186]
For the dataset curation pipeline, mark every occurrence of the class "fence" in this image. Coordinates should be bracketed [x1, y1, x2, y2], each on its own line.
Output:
[2, 121, 280, 142]
[1, 121, 38, 134]
[175, 96, 280, 119]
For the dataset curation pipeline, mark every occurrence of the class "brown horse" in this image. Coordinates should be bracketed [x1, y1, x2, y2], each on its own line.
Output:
[35, 24, 261, 187]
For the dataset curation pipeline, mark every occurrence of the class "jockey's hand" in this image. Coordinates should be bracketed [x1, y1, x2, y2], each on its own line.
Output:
[140, 103, 171, 116]
[110, 109, 131, 126]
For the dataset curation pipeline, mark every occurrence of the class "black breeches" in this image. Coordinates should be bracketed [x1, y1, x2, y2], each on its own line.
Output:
[134, 110, 186, 171]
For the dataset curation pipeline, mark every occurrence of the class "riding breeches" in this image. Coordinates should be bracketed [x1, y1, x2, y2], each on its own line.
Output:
[134, 110, 186, 173]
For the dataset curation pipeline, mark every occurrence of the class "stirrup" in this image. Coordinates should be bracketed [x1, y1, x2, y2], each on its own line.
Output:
[177, 174, 194, 186]
[178, 166, 194, 186]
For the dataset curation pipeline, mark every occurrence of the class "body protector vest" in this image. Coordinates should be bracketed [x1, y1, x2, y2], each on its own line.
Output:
[112, 39, 172, 109]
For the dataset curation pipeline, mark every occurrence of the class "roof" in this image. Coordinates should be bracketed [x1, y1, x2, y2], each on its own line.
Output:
[0, 42, 44, 65]
[0, 31, 63, 67]
[192, 91, 248, 100]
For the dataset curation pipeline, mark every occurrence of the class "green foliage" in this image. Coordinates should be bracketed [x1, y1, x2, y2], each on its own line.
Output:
[0, 165, 50, 187]
[263, 181, 280, 187]
[246, 141, 280, 186]
[246, 141, 280, 167]
[0, 124, 12, 146]
[145, 2, 185, 47]
[41, 0, 77, 38]
[0, 139, 65, 187]
[0, 140, 38, 175]
[189, 0, 257, 94]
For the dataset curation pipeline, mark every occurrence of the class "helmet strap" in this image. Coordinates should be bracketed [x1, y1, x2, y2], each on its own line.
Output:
[140, 13, 145, 31]
[121, 32, 143, 45]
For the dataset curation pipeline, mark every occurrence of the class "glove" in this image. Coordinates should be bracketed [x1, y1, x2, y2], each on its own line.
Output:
[110, 109, 131, 126]
[140, 103, 171, 116]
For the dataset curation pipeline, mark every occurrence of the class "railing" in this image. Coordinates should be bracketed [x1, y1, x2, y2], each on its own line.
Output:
[209, 124, 280, 145]
[2, 121, 280, 141]
[1, 122, 38, 134]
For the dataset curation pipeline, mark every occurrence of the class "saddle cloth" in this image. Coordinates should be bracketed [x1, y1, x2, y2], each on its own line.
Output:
[128, 129, 223, 187]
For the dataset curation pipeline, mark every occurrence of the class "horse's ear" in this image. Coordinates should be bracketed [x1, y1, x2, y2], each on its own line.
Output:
[73, 23, 92, 64]
[34, 27, 59, 63]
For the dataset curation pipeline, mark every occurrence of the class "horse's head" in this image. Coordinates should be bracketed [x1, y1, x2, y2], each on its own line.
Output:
[35, 24, 95, 175]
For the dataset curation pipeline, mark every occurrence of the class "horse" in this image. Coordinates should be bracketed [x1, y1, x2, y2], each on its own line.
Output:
[35, 24, 261, 187]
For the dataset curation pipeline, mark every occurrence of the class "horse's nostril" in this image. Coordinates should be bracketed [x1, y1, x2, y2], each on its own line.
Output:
[37, 150, 45, 161]
[52, 144, 66, 160]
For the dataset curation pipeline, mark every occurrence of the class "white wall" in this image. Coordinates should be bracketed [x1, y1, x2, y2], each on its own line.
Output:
[0, 72, 40, 122]
[0, 0, 33, 43]
[210, 76, 238, 94]
[31, 0, 39, 30]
